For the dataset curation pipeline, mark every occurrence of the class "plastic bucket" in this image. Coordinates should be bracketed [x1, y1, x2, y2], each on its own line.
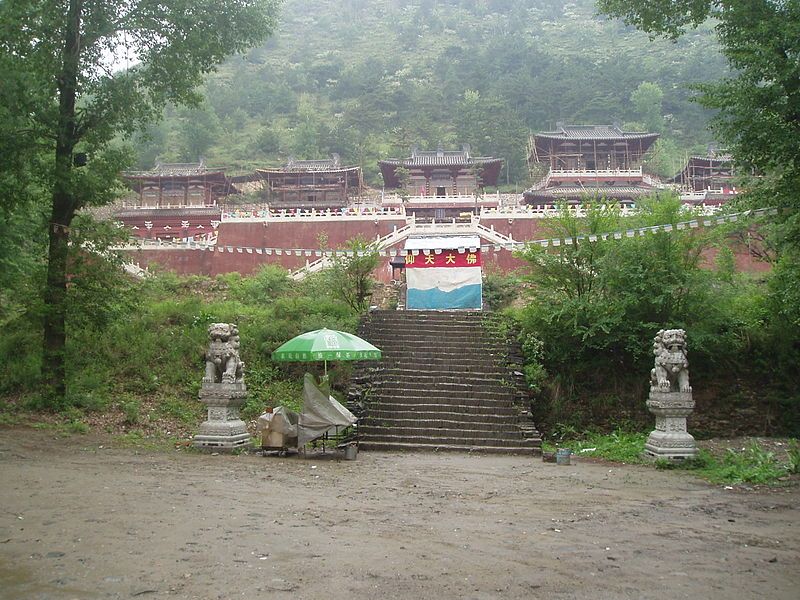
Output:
[556, 448, 571, 465]
[343, 443, 358, 461]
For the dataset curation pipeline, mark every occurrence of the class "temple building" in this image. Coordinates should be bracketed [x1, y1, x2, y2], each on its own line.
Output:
[117, 161, 232, 240]
[523, 124, 661, 207]
[379, 145, 503, 197]
[123, 161, 235, 208]
[668, 151, 739, 205]
[256, 155, 363, 210]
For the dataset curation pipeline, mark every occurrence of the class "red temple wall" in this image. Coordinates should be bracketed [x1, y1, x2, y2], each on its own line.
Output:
[122, 216, 769, 281]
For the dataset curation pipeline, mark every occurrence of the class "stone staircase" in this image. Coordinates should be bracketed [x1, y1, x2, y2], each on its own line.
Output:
[348, 310, 541, 453]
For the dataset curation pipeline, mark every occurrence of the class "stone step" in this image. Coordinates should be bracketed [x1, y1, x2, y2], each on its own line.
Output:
[372, 348, 508, 359]
[367, 373, 512, 387]
[367, 310, 484, 320]
[349, 309, 538, 454]
[371, 380, 512, 394]
[362, 324, 494, 343]
[358, 433, 532, 448]
[372, 392, 514, 406]
[362, 417, 523, 433]
[371, 357, 510, 368]
[358, 440, 539, 454]
[364, 328, 502, 339]
[366, 407, 519, 421]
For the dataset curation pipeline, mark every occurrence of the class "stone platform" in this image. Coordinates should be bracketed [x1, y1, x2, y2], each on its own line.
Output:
[193, 382, 251, 450]
[643, 390, 697, 461]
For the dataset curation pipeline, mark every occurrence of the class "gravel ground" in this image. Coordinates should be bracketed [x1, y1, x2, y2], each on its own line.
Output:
[0, 427, 798, 600]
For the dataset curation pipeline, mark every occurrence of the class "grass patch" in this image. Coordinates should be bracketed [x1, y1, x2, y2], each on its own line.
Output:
[547, 428, 798, 485]
[546, 428, 648, 464]
[0, 412, 23, 426]
[658, 441, 794, 485]
[114, 429, 176, 450]
[156, 395, 202, 424]
[64, 420, 90, 435]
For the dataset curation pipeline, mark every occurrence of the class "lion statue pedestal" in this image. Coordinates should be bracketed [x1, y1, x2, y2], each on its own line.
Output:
[643, 329, 698, 461]
[193, 323, 251, 451]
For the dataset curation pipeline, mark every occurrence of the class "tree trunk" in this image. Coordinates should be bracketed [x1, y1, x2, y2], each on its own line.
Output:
[42, 0, 81, 404]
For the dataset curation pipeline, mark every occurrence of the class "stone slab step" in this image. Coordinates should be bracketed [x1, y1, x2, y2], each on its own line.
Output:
[369, 378, 512, 391]
[358, 439, 537, 453]
[372, 383, 513, 396]
[372, 393, 514, 405]
[367, 406, 518, 419]
[361, 421, 524, 435]
[361, 420, 524, 434]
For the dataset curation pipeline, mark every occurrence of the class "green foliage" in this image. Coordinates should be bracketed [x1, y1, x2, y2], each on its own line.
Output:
[0, 264, 360, 437]
[515, 199, 799, 433]
[482, 272, 520, 312]
[659, 442, 793, 486]
[630, 82, 665, 133]
[66, 419, 90, 435]
[157, 396, 201, 424]
[327, 237, 380, 313]
[121, 398, 141, 426]
[0, 0, 281, 406]
[153, 0, 724, 182]
[550, 428, 648, 464]
[598, 0, 800, 298]
[788, 440, 800, 475]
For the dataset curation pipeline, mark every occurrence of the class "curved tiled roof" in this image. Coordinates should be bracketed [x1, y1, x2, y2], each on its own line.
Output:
[379, 154, 503, 168]
[535, 125, 659, 141]
[524, 184, 658, 202]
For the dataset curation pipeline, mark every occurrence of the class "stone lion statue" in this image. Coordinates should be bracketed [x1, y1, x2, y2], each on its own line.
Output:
[650, 329, 691, 393]
[203, 323, 244, 384]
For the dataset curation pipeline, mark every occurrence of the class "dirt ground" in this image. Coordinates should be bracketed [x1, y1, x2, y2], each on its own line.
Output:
[0, 428, 798, 600]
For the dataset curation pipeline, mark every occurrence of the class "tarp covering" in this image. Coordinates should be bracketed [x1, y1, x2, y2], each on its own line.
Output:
[406, 267, 482, 309]
[297, 373, 357, 447]
[258, 406, 299, 449]
[404, 235, 483, 310]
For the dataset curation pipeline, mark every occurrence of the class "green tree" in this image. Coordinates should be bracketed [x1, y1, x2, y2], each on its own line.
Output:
[630, 81, 665, 133]
[176, 103, 222, 161]
[0, 0, 280, 404]
[597, 0, 800, 396]
[395, 166, 412, 202]
[597, 0, 800, 239]
[328, 238, 380, 313]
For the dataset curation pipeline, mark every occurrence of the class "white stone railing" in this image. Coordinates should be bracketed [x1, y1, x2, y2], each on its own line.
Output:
[548, 167, 643, 178]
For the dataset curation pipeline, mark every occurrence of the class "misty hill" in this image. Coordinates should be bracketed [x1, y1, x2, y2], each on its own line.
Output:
[132, 0, 727, 187]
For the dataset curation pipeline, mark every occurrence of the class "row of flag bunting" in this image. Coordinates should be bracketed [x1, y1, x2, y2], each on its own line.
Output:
[130, 208, 776, 256]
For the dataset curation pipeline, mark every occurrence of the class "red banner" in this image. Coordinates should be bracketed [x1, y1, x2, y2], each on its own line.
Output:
[405, 250, 481, 268]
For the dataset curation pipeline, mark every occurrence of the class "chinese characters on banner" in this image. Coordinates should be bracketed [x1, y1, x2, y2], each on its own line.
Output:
[404, 250, 482, 268]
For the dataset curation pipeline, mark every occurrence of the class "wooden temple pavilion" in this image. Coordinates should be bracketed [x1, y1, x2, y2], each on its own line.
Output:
[524, 124, 660, 207]
[123, 160, 236, 209]
[378, 145, 503, 197]
[256, 155, 363, 210]
[668, 152, 738, 205]
[117, 161, 232, 240]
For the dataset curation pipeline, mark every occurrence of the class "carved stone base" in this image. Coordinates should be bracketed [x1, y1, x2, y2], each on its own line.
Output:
[642, 390, 697, 461]
[193, 382, 252, 450]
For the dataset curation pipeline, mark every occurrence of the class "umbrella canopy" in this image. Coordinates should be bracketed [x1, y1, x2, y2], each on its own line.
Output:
[271, 328, 382, 364]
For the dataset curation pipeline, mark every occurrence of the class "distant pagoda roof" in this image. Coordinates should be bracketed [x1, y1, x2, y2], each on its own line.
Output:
[256, 154, 361, 176]
[523, 183, 658, 204]
[380, 144, 502, 168]
[124, 159, 227, 181]
[379, 145, 503, 187]
[535, 124, 659, 143]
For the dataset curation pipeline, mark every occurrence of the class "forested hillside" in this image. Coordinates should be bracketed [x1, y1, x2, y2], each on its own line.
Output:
[132, 0, 727, 186]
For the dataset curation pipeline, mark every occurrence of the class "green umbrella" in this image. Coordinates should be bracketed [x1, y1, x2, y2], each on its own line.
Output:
[271, 328, 382, 375]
